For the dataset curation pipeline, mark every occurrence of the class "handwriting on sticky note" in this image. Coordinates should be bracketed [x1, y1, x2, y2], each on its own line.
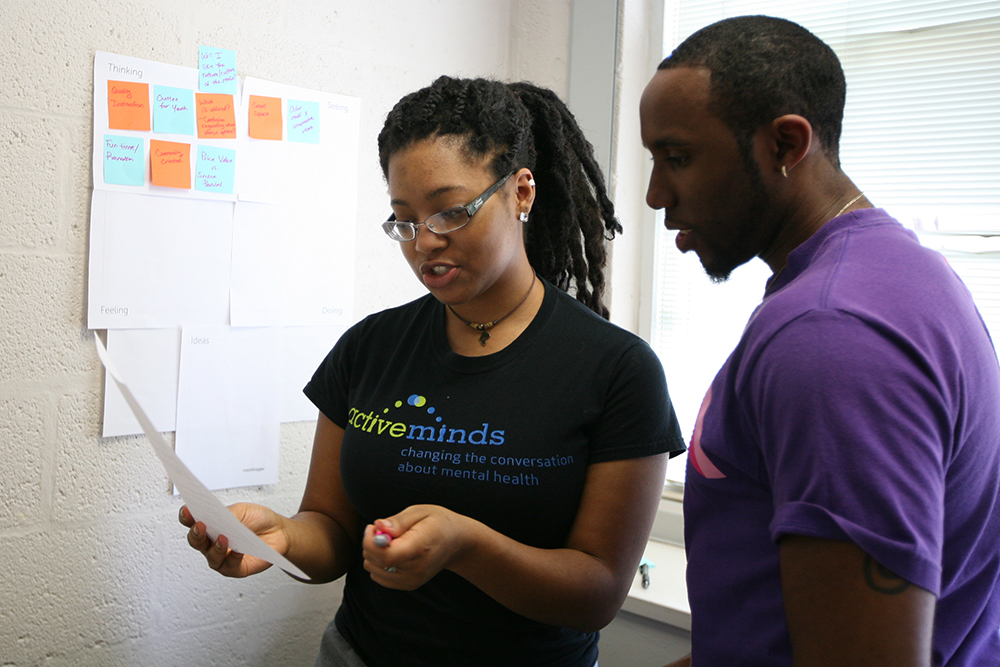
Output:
[248, 95, 282, 140]
[108, 80, 150, 131]
[287, 100, 320, 144]
[150, 139, 191, 189]
[196, 93, 237, 139]
[195, 146, 236, 194]
[153, 85, 195, 135]
[198, 46, 238, 95]
[103, 134, 145, 186]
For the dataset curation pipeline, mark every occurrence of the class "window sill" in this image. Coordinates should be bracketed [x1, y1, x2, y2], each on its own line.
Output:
[623, 538, 690, 630]
[621, 497, 689, 630]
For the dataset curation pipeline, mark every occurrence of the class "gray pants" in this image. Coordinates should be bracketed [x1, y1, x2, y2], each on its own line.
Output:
[313, 618, 598, 667]
[314, 621, 369, 667]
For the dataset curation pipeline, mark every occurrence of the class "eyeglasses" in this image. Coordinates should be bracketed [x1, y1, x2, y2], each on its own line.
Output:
[381, 171, 513, 242]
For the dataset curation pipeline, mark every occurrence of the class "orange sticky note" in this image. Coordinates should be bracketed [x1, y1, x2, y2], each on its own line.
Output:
[149, 140, 191, 189]
[196, 93, 237, 139]
[108, 80, 151, 131]
[248, 95, 282, 140]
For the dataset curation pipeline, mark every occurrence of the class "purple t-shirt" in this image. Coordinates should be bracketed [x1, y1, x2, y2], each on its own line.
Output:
[685, 209, 1000, 666]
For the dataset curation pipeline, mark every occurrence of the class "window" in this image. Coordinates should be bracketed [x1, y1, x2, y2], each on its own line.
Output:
[651, 0, 1000, 484]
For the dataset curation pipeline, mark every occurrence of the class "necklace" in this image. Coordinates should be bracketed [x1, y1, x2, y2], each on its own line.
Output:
[768, 192, 866, 292]
[835, 192, 865, 218]
[448, 272, 537, 347]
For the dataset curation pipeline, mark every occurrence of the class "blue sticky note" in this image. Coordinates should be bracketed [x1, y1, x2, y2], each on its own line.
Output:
[153, 86, 195, 135]
[195, 145, 236, 194]
[103, 134, 145, 186]
[287, 100, 320, 144]
[199, 46, 238, 95]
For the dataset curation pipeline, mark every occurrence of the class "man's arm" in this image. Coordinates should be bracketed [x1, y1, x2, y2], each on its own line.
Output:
[780, 535, 935, 667]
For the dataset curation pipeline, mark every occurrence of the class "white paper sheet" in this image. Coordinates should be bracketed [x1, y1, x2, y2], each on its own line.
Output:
[279, 325, 348, 422]
[237, 77, 361, 206]
[175, 325, 281, 491]
[102, 325, 341, 434]
[87, 190, 233, 329]
[93, 51, 241, 202]
[230, 200, 355, 327]
[102, 328, 181, 437]
[229, 76, 359, 328]
[94, 335, 308, 579]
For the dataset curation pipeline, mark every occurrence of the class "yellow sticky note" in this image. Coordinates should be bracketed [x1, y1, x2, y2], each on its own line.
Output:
[248, 95, 282, 140]
[108, 80, 151, 131]
[196, 93, 237, 139]
[150, 140, 191, 189]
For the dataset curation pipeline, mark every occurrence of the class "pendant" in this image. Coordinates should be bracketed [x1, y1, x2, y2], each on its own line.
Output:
[479, 331, 490, 346]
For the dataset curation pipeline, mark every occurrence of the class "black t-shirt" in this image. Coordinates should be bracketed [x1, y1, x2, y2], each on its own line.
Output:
[305, 280, 685, 667]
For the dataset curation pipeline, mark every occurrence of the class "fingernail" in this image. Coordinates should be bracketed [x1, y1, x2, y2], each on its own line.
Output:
[192, 525, 202, 539]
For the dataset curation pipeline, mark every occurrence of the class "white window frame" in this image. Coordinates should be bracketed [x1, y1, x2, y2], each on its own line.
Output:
[641, 0, 1000, 489]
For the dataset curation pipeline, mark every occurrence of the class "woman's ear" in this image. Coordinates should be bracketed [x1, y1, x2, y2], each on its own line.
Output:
[514, 168, 536, 219]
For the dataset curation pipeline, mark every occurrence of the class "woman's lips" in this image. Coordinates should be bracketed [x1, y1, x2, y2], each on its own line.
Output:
[421, 263, 459, 288]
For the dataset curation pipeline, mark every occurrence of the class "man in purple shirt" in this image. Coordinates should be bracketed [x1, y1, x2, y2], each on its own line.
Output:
[640, 15, 1000, 667]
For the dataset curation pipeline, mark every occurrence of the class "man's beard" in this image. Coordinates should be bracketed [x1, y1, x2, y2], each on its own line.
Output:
[702, 164, 771, 283]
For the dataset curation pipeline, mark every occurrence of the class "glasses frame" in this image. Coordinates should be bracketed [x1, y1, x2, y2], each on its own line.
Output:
[381, 171, 514, 242]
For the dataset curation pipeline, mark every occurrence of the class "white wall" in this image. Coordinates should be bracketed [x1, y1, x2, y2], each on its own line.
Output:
[0, 1, 578, 665]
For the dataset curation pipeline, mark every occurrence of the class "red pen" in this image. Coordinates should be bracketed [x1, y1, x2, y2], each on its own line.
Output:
[374, 530, 392, 547]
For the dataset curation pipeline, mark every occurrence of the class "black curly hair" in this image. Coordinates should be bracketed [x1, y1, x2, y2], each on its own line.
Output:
[377, 76, 622, 318]
[660, 15, 846, 168]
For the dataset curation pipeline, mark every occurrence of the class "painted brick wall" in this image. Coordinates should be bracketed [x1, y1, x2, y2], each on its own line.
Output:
[0, 1, 570, 664]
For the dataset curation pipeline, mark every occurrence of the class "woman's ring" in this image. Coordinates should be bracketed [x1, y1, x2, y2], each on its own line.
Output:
[384, 566, 397, 573]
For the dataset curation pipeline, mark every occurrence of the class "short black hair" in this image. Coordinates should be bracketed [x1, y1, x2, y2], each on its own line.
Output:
[660, 15, 846, 166]
[378, 76, 621, 318]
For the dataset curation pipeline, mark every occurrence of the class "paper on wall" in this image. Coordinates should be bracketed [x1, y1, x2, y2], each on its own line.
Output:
[94, 50, 241, 202]
[102, 328, 181, 437]
[174, 325, 281, 491]
[230, 200, 355, 328]
[102, 325, 344, 435]
[279, 325, 348, 422]
[94, 335, 308, 580]
[87, 190, 233, 330]
[236, 76, 361, 206]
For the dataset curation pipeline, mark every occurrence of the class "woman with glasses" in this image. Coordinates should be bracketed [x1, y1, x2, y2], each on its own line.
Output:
[181, 75, 684, 667]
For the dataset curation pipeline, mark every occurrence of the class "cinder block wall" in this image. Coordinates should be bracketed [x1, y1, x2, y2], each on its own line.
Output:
[0, 1, 569, 664]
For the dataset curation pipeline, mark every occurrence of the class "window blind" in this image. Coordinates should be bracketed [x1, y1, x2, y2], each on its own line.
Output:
[653, 0, 1000, 481]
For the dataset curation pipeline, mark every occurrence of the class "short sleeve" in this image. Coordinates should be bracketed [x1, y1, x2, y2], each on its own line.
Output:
[303, 323, 360, 429]
[587, 339, 686, 464]
[750, 310, 947, 594]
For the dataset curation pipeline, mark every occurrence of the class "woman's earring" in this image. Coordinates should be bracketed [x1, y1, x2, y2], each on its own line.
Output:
[519, 212, 529, 222]
[528, 179, 536, 187]
[781, 165, 788, 178]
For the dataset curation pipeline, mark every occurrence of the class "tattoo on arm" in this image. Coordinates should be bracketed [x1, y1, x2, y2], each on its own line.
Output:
[863, 554, 911, 595]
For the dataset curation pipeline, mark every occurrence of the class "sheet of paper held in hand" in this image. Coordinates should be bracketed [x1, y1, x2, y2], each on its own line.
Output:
[95, 335, 309, 580]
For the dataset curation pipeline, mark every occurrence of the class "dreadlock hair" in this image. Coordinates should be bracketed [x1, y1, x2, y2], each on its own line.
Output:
[377, 75, 622, 319]
[660, 15, 846, 168]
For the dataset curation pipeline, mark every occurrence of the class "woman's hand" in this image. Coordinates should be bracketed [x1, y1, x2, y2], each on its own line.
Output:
[361, 504, 471, 590]
[179, 503, 289, 578]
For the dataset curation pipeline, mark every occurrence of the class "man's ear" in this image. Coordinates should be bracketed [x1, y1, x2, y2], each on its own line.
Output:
[769, 114, 814, 176]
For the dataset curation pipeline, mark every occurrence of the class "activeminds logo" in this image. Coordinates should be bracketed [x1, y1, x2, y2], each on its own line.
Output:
[347, 394, 505, 445]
